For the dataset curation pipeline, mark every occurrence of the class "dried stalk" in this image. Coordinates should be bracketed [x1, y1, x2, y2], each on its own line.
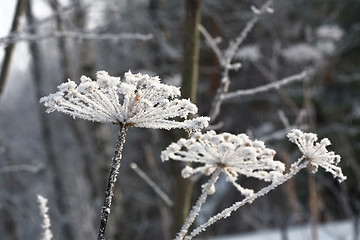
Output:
[98, 124, 128, 240]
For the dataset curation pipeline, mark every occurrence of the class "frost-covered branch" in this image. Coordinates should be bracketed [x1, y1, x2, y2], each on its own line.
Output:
[203, 0, 274, 121]
[222, 71, 307, 100]
[37, 195, 53, 240]
[0, 32, 153, 46]
[186, 161, 309, 240]
[198, 25, 224, 66]
[174, 168, 221, 240]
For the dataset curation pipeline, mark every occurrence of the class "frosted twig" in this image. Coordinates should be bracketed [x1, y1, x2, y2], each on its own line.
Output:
[224, 0, 273, 63]
[131, 163, 173, 207]
[37, 195, 53, 240]
[222, 71, 307, 100]
[208, 0, 274, 121]
[185, 161, 309, 240]
[198, 25, 224, 65]
[174, 168, 221, 240]
[98, 125, 128, 240]
[0, 32, 153, 46]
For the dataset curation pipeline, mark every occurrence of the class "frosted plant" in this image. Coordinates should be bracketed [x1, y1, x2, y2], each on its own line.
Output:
[162, 130, 346, 240]
[40, 71, 209, 240]
[37, 195, 53, 240]
[40, 70, 209, 131]
[161, 131, 285, 240]
[287, 129, 346, 182]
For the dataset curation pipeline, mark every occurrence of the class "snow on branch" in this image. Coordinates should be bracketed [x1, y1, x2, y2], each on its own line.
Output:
[201, 0, 274, 122]
[223, 71, 307, 101]
[37, 195, 53, 240]
[0, 32, 153, 46]
[198, 25, 224, 66]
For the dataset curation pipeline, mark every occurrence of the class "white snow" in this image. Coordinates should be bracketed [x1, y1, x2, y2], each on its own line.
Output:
[199, 220, 355, 240]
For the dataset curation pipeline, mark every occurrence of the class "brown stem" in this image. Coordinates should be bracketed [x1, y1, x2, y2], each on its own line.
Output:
[98, 124, 128, 240]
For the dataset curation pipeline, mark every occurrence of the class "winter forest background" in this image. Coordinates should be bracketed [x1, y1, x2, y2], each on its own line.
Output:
[0, 0, 360, 240]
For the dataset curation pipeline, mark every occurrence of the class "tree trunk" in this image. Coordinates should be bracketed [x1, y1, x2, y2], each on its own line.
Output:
[0, 0, 26, 98]
[171, 0, 202, 237]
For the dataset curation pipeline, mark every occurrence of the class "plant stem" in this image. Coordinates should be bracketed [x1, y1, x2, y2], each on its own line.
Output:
[97, 124, 128, 240]
[175, 168, 221, 240]
[186, 161, 309, 240]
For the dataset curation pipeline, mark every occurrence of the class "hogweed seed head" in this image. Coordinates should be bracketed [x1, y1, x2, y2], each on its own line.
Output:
[161, 131, 285, 196]
[40, 71, 209, 131]
[287, 129, 346, 182]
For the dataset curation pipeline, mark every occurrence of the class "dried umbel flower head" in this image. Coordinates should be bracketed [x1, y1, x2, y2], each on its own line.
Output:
[162, 131, 285, 196]
[40, 71, 209, 131]
[287, 129, 347, 182]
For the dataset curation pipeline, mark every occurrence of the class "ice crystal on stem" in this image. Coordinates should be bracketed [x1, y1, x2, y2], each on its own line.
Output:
[162, 131, 285, 196]
[37, 195, 53, 240]
[40, 70, 209, 131]
[287, 129, 346, 182]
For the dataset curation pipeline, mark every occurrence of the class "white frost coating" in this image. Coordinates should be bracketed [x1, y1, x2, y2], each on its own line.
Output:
[37, 195, 53, 240]
[161, 131, 285, 196]
[287, 129, 347, 182]
[40, 71, 209, 131]
[282, 43, 322, 63]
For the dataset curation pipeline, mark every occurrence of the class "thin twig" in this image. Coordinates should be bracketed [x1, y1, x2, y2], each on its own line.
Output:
[98, 124, 128, 240]
[185, 161, 309, 240]
[175, 168, 221, 240]
[131, 163, 173, 207]
[222, 71, 307, 100]
[0, 0, 81, 45]
[207, 0, 274, 122]
[0, 163, 43, 175]
[198, 25, 224, 65]
[0, 32, 153, 46]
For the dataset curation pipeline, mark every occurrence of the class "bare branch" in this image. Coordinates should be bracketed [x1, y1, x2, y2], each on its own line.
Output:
[0, 32, 153, 46]
[208, 0, 274, 122]
[0, 163, 43, 175]
[131, 163, 173, 207]
[198, 25, 224, 65]
[223, 71, 307, 100]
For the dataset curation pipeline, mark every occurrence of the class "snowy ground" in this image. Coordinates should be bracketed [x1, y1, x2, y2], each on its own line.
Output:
[200, 220, 357, 240]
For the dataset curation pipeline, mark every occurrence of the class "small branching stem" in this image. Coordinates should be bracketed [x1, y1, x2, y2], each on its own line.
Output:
[185, 161, 309, 240]
[175, 168, 221, 240]
[97, 124, 128, 240]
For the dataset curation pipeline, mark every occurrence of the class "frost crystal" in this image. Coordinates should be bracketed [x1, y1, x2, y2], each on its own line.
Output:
[287, 129, 346, 182]
[40, 71, 209, 131]
[162, 131, 285, 196]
